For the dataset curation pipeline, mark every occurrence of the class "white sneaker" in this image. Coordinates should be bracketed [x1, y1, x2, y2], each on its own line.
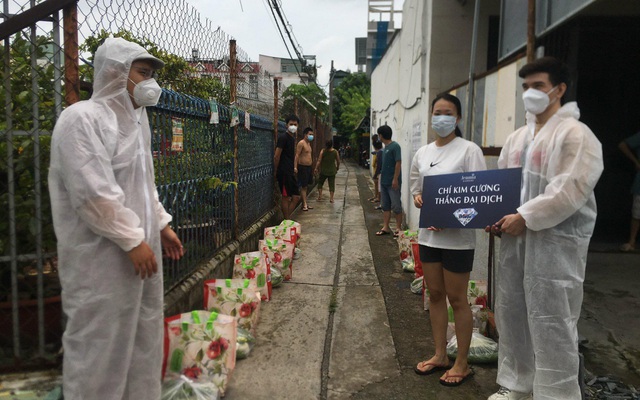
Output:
[488, 387, 532, 400]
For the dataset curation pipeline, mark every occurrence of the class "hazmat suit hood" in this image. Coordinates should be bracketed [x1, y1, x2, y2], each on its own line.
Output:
[92, 36, 164, 103]
[49, 37, 171, 399]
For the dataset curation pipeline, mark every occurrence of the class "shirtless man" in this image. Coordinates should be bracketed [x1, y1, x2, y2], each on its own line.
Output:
[295, 127, 315, 211]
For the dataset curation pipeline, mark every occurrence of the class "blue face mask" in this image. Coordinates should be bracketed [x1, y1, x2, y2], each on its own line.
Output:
[308, 135, 314, 141]
[431, 115, 457, 138]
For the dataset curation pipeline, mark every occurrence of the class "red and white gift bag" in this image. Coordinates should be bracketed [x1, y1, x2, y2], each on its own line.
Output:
[204, 278, 261, 334]
[259, 239, 294, 281]
[163, 310, 237, 396]
[233, 251, 271, 302]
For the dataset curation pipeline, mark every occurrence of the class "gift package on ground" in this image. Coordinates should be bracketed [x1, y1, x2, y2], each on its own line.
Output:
[397, 230, 418, 272]
[446, 331, 499, 364]
[203, 279, 261, 334]
[258, 239, 294, 281]
[279, 219, 301, 242]
[264, 224, 297, 246]
[161, 374, 220, 400]
[163, 311, 237, 396]
[160, 219, 305, 396]
[233, 251, 271, 302]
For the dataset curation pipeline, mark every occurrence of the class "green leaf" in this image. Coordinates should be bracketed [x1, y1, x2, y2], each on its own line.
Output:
[196, 348, 204, 362]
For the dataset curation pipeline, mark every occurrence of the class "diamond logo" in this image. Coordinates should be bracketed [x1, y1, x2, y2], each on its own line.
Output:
[453, 208, 478, 226]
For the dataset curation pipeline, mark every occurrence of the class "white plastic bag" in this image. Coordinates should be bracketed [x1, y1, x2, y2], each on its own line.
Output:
[410, 277, 422, 294]
[236, 327, 256, 360]
[446, 332, 498, 364]
[161, 375, 220, 400]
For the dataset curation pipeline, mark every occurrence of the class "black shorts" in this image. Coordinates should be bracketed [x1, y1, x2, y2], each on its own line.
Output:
[297, 165, 313, 187]
[419, 244, 474, 273]
[277, 173, 300, 197]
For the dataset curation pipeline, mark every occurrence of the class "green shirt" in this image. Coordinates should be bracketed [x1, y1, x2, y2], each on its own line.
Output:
[381, 141, 401, 185]
[320, 148, 338, 176]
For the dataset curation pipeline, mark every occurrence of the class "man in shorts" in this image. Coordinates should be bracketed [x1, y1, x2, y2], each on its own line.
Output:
[295, 127, 315, 211]
[376, 125, 403, 237]
[619, 131, 640, 252]
[274, 115, 301, 219]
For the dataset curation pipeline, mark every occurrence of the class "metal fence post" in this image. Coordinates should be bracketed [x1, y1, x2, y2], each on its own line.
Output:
[229, 40, 239, 239]
[273, 77, 279, 151]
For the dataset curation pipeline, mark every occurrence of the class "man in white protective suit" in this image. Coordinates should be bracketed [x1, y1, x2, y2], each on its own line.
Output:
[487, 57, 603, 400]
[49, 37, 184, 399]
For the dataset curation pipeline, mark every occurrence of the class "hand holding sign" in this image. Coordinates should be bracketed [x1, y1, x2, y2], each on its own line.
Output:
[495, 213, 526, 236]
[420, 168, 522, 229]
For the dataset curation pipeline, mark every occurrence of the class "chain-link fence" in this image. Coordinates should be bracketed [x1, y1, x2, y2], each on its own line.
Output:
[1, 0, 288, 370]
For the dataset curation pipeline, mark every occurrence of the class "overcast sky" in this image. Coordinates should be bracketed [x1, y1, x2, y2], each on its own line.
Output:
[188, 0, 404, 89]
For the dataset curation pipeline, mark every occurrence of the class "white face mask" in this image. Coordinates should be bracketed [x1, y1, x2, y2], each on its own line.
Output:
[431, 115, 458, 138]
[130, 78, 162, 107]
[288, 125, 298, 134]
[522, 86, 558, 115]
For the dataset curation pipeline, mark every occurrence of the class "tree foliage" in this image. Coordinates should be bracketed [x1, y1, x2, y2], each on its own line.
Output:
[281, 83, 328, 120]
[332, 73, 370, 140]
[81, 30, 230, 103]
[0, 32, 57, 259]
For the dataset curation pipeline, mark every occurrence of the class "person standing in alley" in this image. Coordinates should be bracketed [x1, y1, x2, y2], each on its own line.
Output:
[315, 139, 340, 203]
[376, 125, 403, 237]
[410, 93, 486, 387]
[295, 127, 315, 211]
[488, 57, 603, 400]
[618, 131, 640, 252]
[48, 37, 184, 399]
[275, 115, 301, 219]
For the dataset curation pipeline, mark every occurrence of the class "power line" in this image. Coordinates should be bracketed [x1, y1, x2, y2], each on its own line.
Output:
[274, 0, 304, 57]
[270, 0, 305, 64]
[265, 0, 307, 85]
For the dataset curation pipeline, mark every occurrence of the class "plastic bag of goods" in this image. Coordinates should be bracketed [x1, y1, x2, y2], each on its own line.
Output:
[204, 278, 261, 334]
[446, 332, 498, 364]
[162, 311, 237, 396]
[235, 327, 256, 360]
[161, 374, 220, 400]
[233, 251, 271, 302]
[270, 266, 283, 288]
[411, 277, 423, 295]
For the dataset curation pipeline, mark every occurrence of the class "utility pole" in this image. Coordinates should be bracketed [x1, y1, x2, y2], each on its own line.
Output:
[328, 60, 334, 131]
[526, 0, 536, 62]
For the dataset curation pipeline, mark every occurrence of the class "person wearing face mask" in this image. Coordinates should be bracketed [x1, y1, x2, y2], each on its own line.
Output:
[49, 37, 184, 399]
[409, 93, 486, 387]
[294, 127, 315, 211]
[487, 57, 603, 400]
[275, 115, 302, 219]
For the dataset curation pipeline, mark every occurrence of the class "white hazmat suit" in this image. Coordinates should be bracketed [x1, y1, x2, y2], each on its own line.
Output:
[495, 102, 603, 399]
[49, 37, 172, 399]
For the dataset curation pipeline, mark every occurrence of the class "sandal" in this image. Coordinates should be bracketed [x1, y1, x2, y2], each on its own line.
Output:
[439, 368, 475, 387]
[302, 206, 309, 211]
[393, 231, 400, 238]
[414, 361, 450, 376]
[376, 230, 391, 236]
